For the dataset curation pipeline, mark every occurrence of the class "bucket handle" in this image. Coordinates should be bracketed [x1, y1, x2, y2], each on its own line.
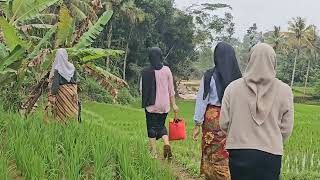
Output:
[174, 112, 182, 123]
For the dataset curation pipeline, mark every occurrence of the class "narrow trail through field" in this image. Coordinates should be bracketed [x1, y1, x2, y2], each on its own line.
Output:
[178, 80, 200, 100]
[83, 108, 202, 180]
[159, 158, 203, 180]
[9, 160, 25, 180]
[1, 128, 25, 180]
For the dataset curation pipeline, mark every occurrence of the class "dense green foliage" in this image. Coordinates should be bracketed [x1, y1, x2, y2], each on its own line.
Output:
[237, 22, 320, 88]
[315, 80, 320, 95]
[0, 0, 128, 112]
[2, 0, 317, 111]
[93, 0, 198, 85]
[191, 22, 320, 92]
[79, 76, 114, 104]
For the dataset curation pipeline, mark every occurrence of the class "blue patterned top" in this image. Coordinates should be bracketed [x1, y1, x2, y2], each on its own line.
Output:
[194, 76, 221, 124]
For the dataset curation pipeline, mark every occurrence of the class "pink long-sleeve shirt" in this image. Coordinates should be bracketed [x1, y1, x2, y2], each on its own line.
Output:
[141, 66, 175, 113]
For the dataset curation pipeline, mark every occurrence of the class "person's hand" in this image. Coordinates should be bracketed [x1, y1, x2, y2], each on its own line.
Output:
[193, 125, 201, 141]
[172, 104, 179, 113]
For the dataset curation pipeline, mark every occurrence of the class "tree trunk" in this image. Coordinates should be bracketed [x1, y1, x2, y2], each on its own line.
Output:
[105, 23, 113, 69]
[290, 40, 301, 88]
[123, 43, 129, 81]
[21, 72, 50, 116]
[290, 49, 299, 88]
[172, 74, 179, 98]
[164, 45, 175, 61]
[123, 27, 133, 81]
[303, 57, 311, 96]
[304, 51, 316, 96]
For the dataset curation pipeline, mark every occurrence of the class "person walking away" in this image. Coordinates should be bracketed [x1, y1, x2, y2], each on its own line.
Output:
[141, 47, 179, 159]
[192, 42, 242, 180]
[48, 48, 79, 123]
[220, 43, 294, 180]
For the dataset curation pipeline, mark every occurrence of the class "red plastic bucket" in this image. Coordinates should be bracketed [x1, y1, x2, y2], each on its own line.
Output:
[169, 113, 187, 141]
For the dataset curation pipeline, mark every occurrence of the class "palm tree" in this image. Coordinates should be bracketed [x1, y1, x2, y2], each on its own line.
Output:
[303, 25, 318, 96]
[266, 26, 288, 72]
[266, 26, 286, 52]
[286, 17, 313, 87]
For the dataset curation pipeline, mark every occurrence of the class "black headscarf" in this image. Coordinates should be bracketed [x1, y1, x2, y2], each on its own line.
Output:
[141, 47, 164, 108]
[148, 47, 164, 70]
[203, 42, 242, 102]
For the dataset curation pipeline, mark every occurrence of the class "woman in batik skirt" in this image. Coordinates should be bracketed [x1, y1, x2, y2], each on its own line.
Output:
[48, 48, 79, 123]
[192, 42, 242, 180]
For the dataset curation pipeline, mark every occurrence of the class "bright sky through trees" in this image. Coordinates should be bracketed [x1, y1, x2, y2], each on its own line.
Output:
[175, 0, 320, 38]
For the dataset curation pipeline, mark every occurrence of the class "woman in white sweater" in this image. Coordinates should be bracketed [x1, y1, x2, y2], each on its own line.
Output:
[220, 43, 294, 180]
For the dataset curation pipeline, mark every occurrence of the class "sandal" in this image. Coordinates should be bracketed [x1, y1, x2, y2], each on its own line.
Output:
[163, 145, 172, 160]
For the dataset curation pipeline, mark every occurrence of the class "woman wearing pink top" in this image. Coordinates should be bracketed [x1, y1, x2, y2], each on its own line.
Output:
[141, 47, 179, 159]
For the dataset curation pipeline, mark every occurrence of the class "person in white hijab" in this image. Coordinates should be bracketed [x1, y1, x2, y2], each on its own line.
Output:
[50, 48, 75, 82]
[49, 48, 79, 122]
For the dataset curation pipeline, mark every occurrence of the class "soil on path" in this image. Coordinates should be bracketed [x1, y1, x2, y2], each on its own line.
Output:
[158, 156, 203, 180]
[8, 160, 25, 180]
[177, 80, 200, 100]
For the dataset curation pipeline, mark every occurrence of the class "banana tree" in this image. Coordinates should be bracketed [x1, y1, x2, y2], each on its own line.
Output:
[0, 1, 128, 114]
[23, 10, 127, 115]
[0, 45, 25, 85]
[0, 0, 58, 25]
[0, 0, 60, 40]
[0, 0, 101, 42]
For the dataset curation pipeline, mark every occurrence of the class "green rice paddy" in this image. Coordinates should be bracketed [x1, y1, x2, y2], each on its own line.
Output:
[0, 100, 319, 179]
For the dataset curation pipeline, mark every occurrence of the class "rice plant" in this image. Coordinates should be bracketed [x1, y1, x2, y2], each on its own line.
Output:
[0, 101, 319, 179]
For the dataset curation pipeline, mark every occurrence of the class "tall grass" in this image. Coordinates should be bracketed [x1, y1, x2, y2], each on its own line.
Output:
[0, 105, 176, 180]
[1, 100, 319, 179]
[0, 116, 10, 180]
[129, 100, 320, 179]
[170, 101, 320, 179]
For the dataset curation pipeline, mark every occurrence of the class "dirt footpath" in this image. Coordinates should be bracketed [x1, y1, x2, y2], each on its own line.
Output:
[177, 80, 200, 100]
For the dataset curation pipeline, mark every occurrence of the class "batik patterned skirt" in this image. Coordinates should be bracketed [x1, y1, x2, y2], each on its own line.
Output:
[201, 105, 230, 180]
[52, 84, 79, 123]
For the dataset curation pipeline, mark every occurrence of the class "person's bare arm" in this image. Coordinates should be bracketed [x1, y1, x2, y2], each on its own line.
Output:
[168, 67, 179, 113]
[170, 95, 179, 113]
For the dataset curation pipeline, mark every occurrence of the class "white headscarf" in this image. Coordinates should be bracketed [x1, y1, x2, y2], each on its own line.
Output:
[50, 48, 75, 82]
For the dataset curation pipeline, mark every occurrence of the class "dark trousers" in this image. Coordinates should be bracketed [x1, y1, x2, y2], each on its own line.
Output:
[145, 110, 168, 140]
[228, 149, 282, 180]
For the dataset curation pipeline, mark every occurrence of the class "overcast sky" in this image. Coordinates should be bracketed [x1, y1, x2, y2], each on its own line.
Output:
[174, 0, 320, 39]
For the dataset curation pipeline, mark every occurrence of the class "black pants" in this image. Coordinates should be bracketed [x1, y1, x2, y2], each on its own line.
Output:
[228, 149, 282, 180]
[145, 110, 168, 140]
